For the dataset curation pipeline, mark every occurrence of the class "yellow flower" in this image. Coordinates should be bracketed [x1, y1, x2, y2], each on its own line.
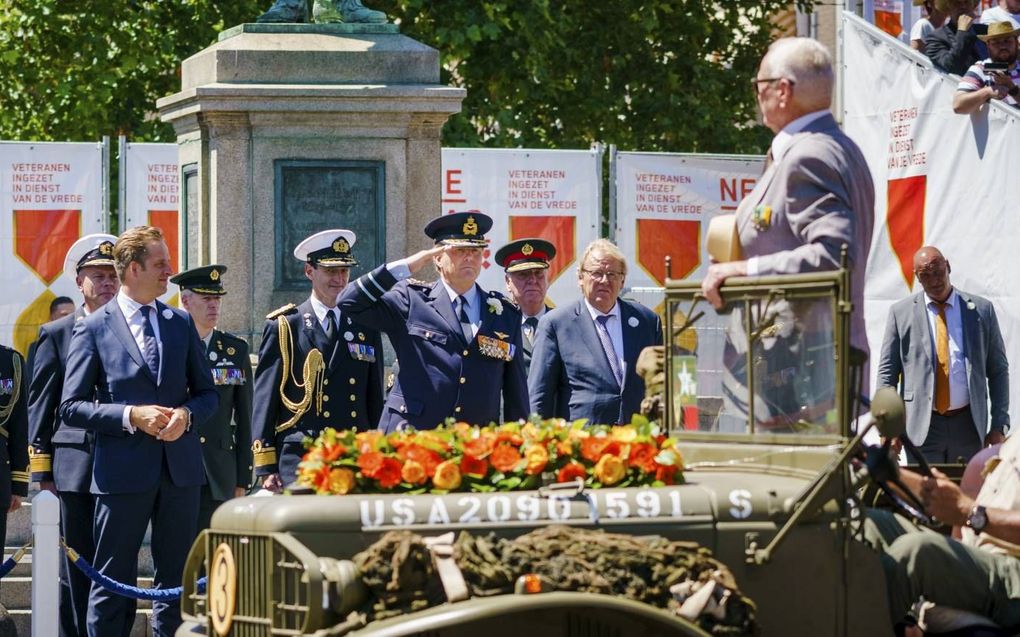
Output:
[611, 426, 637, 443]
[433, 460, 462, 490]
[524, 445, 549, 475]
[328, 468, 356, 495]
[594, 455, 626, 486]
[401, 459, 427, 485]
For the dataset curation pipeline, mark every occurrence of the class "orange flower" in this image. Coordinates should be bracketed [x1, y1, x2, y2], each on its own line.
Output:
[556, 439, 574, 458]
[490, 444, 523, 473]
[496, 429, 524, 446]
[463, 434, 496, 459]
[594, 455, 626, 486]
[328, 468, 356, 494]
[580, 437, 620, 463]
[355, 431, 383, 454]
[556, 462, 587, 483]
[398, 444, 442, 477]
[322, 442, 347, 463]
[627, 442, 658, 474]
[433, 460, 462, 490]
[460, 454, 489, 477]
[611, 426, 638, 443]
[655, 463, 678, 485]
[401, 459, 427, 485]
[357, 451, 385, 478]
[375, 457, 403, 489]
[524, 445, 549, 475]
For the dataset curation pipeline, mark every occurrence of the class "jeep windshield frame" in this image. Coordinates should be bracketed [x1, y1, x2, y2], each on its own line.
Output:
[663, 268, 853, 445]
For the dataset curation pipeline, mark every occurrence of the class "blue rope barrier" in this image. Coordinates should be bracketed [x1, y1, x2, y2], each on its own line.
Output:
[0, 543, 30, 579]
[65, 543, 206, 601]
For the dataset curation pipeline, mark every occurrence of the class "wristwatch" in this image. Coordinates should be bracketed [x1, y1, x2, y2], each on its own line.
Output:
[966, 504, 988, 534]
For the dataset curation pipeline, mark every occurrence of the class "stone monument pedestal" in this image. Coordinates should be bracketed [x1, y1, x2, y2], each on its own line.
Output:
[157, 23, 465, 342]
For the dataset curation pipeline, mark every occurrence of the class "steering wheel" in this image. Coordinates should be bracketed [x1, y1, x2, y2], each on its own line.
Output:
[862, 437, 935, 526]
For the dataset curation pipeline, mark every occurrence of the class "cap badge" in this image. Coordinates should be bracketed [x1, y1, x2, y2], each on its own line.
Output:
[209, 269, 219, 281]
[99, 242, 113, 256]
[463, 216, 478, 236]
[333, 238, 350, 254]
[521, 243, 534, 256]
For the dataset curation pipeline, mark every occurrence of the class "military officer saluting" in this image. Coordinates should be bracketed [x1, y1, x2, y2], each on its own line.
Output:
[495, 238, 557, 375]
[339, 211, 529, 431]
[28, 233, 119, 637]
[252, 230, 384, 491]
[171, 265, 253, 530]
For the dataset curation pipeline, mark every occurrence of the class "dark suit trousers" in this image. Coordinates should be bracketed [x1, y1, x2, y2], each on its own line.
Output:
[88, 461, 199, 637]
[197, 485, 224, 533]
[59, 491, 94, 637]
[919, 408, 982, 465]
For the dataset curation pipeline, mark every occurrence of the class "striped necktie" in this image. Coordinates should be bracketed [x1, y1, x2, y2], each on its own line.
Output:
[595, 314, 623, 388]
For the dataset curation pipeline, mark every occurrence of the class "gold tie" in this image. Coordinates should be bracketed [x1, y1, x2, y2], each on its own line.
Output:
[934, 302, 950, 414]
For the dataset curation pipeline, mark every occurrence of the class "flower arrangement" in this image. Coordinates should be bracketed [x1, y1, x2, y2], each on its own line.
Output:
[294, 417, 684, 495]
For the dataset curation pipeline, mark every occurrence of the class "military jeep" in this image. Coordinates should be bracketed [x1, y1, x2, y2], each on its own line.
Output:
[177, 268, 901, 637]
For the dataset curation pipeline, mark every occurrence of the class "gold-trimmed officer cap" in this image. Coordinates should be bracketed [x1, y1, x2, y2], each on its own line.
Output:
[63, 233, 118, 280]
[495, 238, 557, 273]
[424, 211, 492, 247]
[170, 264, 228, 296]
[293, 229, 358, 267]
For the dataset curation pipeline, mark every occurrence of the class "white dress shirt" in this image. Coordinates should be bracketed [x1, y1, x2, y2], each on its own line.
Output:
[746, 109, 830, 277]
[584, 299, 625, 377]
[309, 295, 341, 333]
[116, 291, 163, 431]
[924, 289, 970, 410]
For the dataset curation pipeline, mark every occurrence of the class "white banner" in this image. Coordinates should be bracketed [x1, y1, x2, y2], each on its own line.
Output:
[122, 142, 180, 303]
[0, 142, 106, 354]
[440, 148, 602, 307]
[843, 12, 1020, 424]
[613, 152, 765, 302]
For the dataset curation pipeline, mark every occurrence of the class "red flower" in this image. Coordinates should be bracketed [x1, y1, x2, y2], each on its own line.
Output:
[460, 454, 489, 477]
[398, 444, 442, 477]
[628, 442, 658, 474]
[556, 440, 574, 458]
[322, 443, 346, 463]
[357, 451, 385, 478]
[655, 463, 678, 485]
[557, 462, 587, 483]
[580, 437, 620, 463]
[490, 444, 523, 473]
[376, 457, 403, 489]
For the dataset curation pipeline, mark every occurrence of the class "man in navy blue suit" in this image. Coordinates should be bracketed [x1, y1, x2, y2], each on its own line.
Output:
[60, 226, 218, 637]
[339, 212, 529, 430]
[251, 229, 384, 490]
[529, 238, 662, 425]
[29, 233, 119, 637]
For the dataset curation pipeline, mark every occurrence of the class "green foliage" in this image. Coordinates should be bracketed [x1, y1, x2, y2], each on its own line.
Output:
[0, 0, 808, 153]
[0, 0, 262, 142]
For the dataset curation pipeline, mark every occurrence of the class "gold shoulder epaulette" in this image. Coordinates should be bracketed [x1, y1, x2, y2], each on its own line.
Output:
[407, 278, 432, 289]
[266, 303, 298, 320]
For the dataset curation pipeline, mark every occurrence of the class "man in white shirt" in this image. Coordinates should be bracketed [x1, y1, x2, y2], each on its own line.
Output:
[911, 0, 948, 53]
[877, 246, 1009, 464]
[981, 0, 1020, 27]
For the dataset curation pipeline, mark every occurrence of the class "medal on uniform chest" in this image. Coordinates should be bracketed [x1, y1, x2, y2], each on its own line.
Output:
[752, 204, 773, 231]
[0, 378, 12, 395]
[358, 332, 365, 342]
[303, 314, 314, 328]
[477, 335, 515, 361]
[227, 346, 235, 356]
[209, 351, 218, 362]
[347, 342, 376, 362]
[344, 331, 354, 342]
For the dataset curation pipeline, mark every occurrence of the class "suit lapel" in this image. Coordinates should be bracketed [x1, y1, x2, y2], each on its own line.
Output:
[327, 313, 352, 373]
[428, 282, 468, 346]
[106, 301, 153, 383]
[618, 300, 641, 390]
[156, 301, 182, 384]
[476, 285, 498, 338]
[576, 300, 618, 391]
[959, 293, 978, 377]
[914, 292, 933, 368]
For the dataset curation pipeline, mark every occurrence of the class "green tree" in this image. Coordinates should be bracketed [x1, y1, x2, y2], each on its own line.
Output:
[0, 0, 809, 153]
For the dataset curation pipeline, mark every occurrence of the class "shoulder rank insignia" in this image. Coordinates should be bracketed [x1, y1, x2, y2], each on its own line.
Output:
[266, 303, 298, 320]
[407, 278, 432, 289]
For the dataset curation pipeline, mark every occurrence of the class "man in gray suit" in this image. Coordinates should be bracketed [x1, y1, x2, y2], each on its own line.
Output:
[701, 37, 875, 368]
[878, 246, 1008, 464]
[529, 239, 662, 425]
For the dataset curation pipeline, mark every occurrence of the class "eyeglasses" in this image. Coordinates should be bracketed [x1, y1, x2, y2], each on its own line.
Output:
[581, 269, 624, 282]
[751, 77, 795, 91]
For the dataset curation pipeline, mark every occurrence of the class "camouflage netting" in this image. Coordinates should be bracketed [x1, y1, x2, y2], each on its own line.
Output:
[352, 525, 759, 636]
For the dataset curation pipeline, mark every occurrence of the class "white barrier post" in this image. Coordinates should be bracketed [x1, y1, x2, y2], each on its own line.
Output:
[31, 490, 60, 636]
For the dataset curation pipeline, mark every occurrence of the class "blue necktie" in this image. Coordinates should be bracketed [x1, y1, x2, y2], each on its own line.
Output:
[456, 295, 473, 342]
[595, 314, 623, 388]
[139, 306, 161, 380]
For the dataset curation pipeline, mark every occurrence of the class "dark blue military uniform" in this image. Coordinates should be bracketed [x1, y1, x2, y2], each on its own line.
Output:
[0, 345, 29, 541]
[28, 308, 94, 637]
[339, 266, 529, 431]
[251, 300, 384, 483]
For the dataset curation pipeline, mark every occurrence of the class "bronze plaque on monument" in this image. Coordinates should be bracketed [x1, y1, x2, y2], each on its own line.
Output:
[274, 159, 386, 290]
